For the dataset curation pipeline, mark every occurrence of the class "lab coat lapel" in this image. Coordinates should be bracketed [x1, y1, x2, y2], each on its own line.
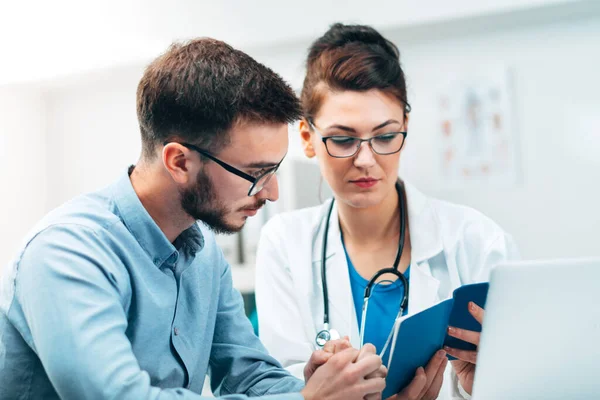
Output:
[404, 181, 444, 312]
[408, 260, 441, 313]
[404, 181, 444, 264]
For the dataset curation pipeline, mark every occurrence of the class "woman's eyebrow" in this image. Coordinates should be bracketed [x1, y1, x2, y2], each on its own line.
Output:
[324, 124, 356, 133]
[324, 119, 401, 133]
[371, 119, 401, 131]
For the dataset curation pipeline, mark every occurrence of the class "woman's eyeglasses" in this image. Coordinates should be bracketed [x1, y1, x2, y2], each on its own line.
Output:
[309, 121, 407, 158]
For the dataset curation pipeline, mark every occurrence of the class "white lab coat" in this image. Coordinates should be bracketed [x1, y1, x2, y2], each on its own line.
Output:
[255, 181, 520, 399]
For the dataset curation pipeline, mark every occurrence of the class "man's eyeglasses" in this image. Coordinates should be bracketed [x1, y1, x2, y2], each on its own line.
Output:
[164, 142, 283, 196]
[309, 121, 407, 158]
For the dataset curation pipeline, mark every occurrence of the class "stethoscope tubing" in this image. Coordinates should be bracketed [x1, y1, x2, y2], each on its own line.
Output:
[317, 181, 409, 348]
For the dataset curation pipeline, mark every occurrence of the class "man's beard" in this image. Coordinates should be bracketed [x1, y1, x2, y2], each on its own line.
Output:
[180, 170, 264, 235]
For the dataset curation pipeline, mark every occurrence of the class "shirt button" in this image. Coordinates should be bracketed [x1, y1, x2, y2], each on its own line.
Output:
[174, 327, 179, 336]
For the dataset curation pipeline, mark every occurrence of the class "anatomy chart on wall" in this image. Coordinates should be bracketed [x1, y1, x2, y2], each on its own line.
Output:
[437, 68, 520, 187]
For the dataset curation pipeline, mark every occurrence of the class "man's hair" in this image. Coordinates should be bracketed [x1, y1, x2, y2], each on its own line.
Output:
[137, 38, 302, 159]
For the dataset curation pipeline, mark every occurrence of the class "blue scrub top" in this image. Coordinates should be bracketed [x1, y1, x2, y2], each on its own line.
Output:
[342, 237, 410, 364]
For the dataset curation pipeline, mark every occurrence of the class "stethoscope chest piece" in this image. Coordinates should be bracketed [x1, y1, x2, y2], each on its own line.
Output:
[315, 327, 341, 348]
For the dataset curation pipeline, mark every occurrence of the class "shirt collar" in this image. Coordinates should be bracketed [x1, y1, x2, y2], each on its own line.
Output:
[112, 166, 204, 268]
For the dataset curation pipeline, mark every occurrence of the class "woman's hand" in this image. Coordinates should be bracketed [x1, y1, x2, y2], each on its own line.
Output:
[356, 344, 388, 400]
[444, 301, 484, 395]
[301, 347, 385, 400]
[304, 337, 353, 381]
[386, 349, 448, 400]
[312, 339, 388, 400]
[313, 338, 447, 400]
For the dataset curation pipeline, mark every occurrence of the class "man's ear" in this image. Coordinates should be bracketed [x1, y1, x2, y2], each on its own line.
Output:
[162, 143, 195, 184]
[299, 119, 316, 158]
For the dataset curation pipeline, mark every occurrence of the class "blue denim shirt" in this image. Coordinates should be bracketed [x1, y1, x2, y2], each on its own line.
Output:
[0, 169, 304, 400]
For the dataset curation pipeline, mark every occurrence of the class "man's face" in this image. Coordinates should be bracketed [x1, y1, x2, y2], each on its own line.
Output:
[180, 121, 288, 234]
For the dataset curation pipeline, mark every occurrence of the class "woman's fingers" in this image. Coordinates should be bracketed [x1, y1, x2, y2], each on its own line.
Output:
[395, 367, 427, 400]
[322, 337, 352, 354]
[418, 350, 447, 399]
[421, 350, 446, 388]
[422, 356, 448, 400]
[444, 346, 478, 364]
[447, 326, 480, 346]
[468, 301, 484, 324]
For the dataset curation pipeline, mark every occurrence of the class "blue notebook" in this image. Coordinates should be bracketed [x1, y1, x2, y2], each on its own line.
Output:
[382, 282, 489, 399]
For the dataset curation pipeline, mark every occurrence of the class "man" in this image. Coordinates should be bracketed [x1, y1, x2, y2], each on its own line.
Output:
[0, 39, 385, 399]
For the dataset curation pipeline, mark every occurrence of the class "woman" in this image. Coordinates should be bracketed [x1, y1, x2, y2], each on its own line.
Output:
[255, 23, 519, 399]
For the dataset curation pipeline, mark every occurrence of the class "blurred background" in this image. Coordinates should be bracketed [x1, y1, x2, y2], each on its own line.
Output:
[1, 0, 599, 323]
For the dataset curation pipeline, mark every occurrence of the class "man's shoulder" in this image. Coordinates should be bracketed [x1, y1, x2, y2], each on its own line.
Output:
[13, 187, 126, 274]
[42, 188, 121, 232]
[1, 187, 128, 314]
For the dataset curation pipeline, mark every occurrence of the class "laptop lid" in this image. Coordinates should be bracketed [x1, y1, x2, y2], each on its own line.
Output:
[472, 258, 600, 399]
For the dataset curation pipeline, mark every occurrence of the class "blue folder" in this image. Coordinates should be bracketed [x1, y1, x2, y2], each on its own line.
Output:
[382, 282, 489, 399]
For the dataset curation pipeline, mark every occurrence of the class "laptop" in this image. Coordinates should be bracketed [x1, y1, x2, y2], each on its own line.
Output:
[472, 258, 600, 399]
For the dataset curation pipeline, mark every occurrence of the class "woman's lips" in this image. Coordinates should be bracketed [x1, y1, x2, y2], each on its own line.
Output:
[350, 178, 379, 188]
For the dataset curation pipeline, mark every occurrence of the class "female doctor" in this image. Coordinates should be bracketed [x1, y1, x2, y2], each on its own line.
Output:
[255, 23, 519, 399]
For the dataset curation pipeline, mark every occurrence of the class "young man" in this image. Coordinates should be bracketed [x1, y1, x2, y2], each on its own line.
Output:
[0, 38, 385, 400]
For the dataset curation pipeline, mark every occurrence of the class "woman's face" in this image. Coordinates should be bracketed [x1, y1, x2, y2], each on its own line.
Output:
[300, 89, 408, 209]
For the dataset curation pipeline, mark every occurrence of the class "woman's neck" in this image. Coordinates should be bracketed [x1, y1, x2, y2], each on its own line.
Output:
[337, 186, 401, 248]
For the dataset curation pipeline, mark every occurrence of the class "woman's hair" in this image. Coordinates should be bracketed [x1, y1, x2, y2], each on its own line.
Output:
[301, 23, 411, 122]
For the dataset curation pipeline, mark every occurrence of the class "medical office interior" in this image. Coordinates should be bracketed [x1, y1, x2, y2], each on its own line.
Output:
[1, 0, 600, 398]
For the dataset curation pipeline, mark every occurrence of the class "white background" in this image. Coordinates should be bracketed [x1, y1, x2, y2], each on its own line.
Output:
[1, 0, 599, 269]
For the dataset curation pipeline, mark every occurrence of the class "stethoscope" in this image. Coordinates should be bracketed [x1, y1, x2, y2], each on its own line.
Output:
[315, 181, 410, 353]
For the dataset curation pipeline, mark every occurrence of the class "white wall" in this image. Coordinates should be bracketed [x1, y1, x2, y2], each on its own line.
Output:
[9, 11, 600, 264]
[397, 15, 600, 259]
[0, 0, 586, 85]
[45, 67, 144, 209]
[0, 88, 47, 268]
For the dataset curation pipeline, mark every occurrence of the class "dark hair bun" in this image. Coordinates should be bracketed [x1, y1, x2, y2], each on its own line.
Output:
[302, 22, 411, 119]
[308, 23, 399, 62]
